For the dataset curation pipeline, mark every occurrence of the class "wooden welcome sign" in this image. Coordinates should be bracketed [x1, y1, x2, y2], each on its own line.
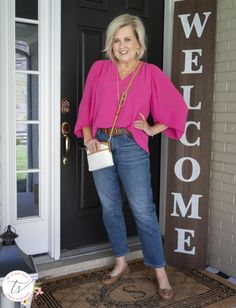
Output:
[165, 0, 216, 268]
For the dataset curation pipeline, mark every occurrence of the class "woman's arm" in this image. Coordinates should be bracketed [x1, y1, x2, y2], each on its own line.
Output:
[82, 127, 100, 153]
[83, 127, 93, 144]
[134, 113, 168, 137]
[148, 123, 168, 137]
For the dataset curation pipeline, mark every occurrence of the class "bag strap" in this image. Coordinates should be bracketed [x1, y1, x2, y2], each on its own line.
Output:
[108, 61, 143, 138]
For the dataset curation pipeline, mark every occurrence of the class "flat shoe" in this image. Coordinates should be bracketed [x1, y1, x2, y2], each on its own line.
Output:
[101, 265, 130, 286]
[158, 287, 174, 300]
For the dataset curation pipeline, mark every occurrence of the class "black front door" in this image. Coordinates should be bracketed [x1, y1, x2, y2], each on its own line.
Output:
[61, 0, 164, 250]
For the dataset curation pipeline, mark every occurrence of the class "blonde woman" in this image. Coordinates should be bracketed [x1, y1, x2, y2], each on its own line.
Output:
[75, 14, 188, 300]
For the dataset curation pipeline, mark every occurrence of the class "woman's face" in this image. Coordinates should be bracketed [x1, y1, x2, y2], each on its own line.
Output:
[112, 25, 140, 63]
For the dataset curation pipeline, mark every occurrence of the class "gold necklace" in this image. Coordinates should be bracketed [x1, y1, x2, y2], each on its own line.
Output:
[116, 61, 142, 106]
[117, 61, 140, 103]
[118, 61, 139, 78]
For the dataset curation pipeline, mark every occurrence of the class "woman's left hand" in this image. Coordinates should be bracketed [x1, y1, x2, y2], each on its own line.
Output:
[134, 113, 153, 136]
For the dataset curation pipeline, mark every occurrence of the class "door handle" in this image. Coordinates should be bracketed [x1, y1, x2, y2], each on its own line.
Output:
[61, 122, 71, 165]
[63, 136, 71, 165]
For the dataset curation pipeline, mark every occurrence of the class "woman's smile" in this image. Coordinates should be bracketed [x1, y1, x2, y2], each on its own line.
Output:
[119, 50, 128, 55]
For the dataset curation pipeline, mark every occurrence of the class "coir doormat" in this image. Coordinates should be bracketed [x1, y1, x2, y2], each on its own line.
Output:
[33, 261, 236, 307]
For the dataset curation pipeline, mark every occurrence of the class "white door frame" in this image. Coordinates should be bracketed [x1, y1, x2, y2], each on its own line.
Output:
[0, 0, 175, 261]
[0, 0, 15, 233]
[48, 0, 61, 260]
[159, 0, 180, 235]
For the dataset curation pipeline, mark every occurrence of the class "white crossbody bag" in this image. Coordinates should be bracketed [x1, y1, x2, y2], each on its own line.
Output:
[86, 141, 113, 171]
[86, 62, 143, 172]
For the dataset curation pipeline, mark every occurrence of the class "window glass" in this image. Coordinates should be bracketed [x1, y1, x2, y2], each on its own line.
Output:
[16, 22, 38, 71]
[17, 172, 39, 218]
[16, 124, 39, 170]
[16, 73, 38, 120]
[15, 0, 38, 20]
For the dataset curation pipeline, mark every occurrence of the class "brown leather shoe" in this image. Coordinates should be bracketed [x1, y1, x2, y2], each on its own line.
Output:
[101, 266, 130, 286]
[158, 287, 174, 300]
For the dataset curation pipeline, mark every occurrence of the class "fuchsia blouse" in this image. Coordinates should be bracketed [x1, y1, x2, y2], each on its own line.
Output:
[74, 60, 188, 153]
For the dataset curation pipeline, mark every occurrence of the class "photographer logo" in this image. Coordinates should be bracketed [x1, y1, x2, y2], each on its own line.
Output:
[2, 270, 34, 302]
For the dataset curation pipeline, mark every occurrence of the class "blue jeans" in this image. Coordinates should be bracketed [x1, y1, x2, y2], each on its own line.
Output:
[92, 131, 166, 268]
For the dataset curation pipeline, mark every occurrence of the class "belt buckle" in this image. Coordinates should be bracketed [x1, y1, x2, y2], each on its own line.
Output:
[113, 128, 118, 135]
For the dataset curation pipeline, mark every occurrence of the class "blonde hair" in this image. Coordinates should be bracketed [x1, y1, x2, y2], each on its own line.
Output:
[104, 14, 146, 62]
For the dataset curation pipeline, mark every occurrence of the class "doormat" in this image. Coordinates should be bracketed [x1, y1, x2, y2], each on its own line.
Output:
[32, 260, 236, 307]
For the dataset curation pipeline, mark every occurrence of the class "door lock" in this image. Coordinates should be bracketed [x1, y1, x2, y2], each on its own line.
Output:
[61, 98, 70, 114]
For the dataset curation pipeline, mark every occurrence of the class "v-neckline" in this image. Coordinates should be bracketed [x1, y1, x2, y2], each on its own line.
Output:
[112, 60, 141, 81]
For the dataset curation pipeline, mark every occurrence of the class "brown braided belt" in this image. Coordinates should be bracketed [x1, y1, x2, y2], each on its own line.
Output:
[100, 128, 132, 136]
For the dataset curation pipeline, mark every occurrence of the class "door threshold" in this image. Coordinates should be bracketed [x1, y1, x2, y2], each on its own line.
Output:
[34, 237, 142, 279]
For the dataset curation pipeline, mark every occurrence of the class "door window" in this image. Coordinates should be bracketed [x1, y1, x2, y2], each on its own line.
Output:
[16, 22, 38, 71]
[15, 1, 39, 219]
[16, 0, 38, 20]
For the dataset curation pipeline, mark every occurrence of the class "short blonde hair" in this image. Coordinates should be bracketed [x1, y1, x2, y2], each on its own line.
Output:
[104, 14, 146, 62]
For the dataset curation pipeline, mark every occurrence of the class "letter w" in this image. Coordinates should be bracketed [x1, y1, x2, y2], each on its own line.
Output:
[178, 12, 212, 39]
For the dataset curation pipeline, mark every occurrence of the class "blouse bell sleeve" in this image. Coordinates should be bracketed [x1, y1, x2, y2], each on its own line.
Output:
[74, 61, 99, 138]
[150, 65, 188, 140]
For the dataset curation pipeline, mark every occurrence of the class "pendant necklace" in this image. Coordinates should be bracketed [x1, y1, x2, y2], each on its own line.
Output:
[116, 61, 140, 105]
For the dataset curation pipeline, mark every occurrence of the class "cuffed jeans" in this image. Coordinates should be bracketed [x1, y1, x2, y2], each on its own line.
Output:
[92, 131, 166, 268]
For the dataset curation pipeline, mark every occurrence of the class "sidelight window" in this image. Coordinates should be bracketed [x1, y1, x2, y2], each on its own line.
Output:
[15, 0, 40, 219]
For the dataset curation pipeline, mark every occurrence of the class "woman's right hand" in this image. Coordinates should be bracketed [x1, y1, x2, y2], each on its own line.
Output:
[84, 138, 100, 153]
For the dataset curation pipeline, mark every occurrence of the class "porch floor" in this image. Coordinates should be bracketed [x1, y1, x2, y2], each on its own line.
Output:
[32, 259, 236, 307]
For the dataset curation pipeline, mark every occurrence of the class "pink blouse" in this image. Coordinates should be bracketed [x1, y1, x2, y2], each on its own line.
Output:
[74, 60, 188, 153]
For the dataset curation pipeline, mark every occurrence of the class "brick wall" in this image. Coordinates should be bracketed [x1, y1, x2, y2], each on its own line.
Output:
[208, 0, 236, 277]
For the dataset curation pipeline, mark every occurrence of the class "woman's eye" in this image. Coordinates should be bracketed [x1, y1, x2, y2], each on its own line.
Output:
[125, 38, 131, 41]
[113, 39, 119, 43]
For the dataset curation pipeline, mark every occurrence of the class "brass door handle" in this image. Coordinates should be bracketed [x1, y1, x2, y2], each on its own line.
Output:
[63, 136, 71, 165]
[61, 122, 71, 165]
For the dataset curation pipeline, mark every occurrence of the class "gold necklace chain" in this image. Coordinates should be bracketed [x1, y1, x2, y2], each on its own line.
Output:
[109, 61, 143, 139]
[118, 61, 139, 78]
[116, 61, 140, 103]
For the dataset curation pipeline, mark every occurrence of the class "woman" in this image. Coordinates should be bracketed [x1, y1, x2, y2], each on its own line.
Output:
[74, 14, 188, 300]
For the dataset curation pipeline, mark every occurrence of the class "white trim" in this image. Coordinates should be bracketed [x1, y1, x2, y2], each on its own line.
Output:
[163, 0, 176, 77]
[0, 0, 16, 231]
[15, 121, 40, 124]
[48, 0, 61, 260]
[15, 17, 39, 24]
[16, 169, 40, 173]
[16, 70, 39, 75]
[0, 0, 6, 230]
[159, 0, 178, 235]
[9, 0, 17, 226]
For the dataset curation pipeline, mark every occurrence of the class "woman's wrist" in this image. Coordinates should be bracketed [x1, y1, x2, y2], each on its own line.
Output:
[82, 127, 93, 145]
[84, 137, 93, 146]
[148, 126, 154, 137]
